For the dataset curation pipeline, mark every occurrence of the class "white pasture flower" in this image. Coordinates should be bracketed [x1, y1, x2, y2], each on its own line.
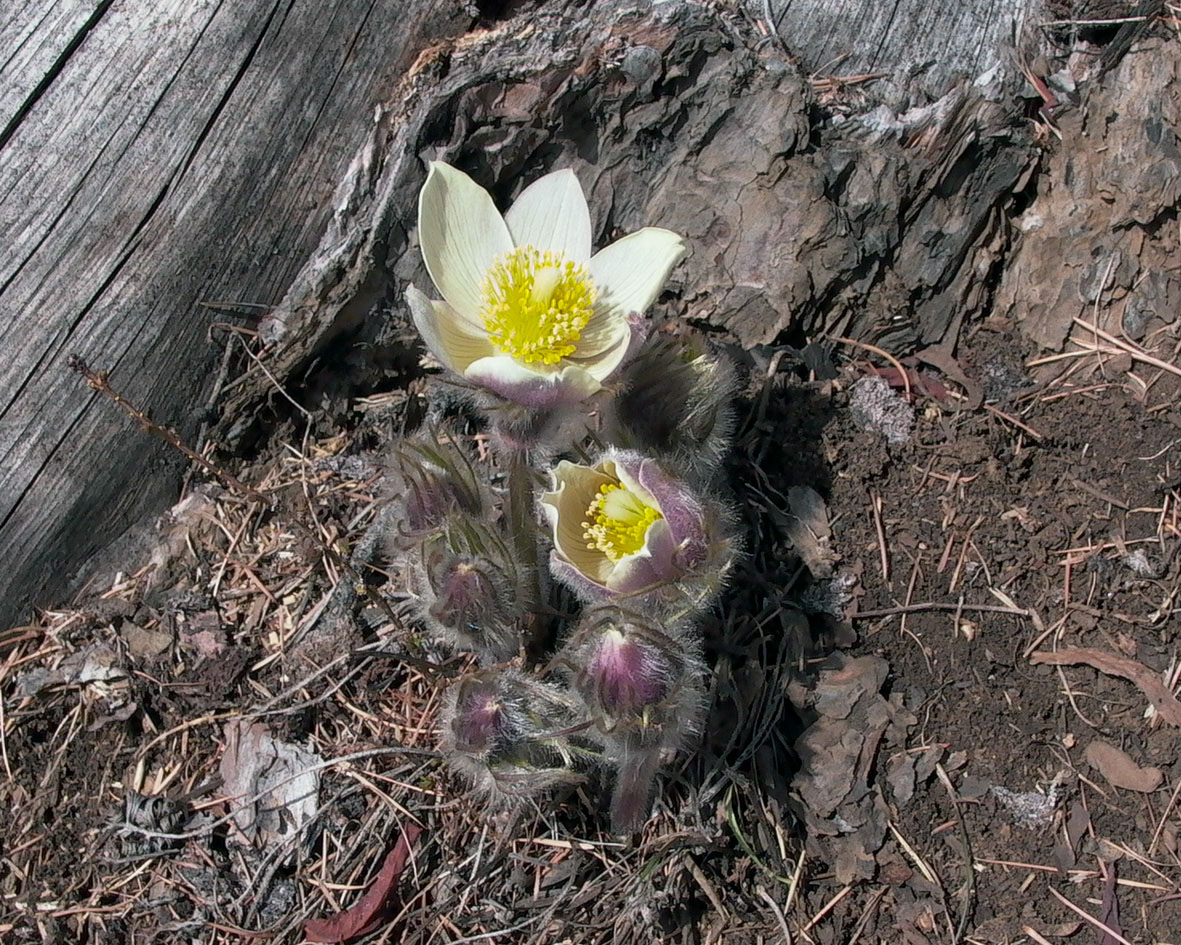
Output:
[406, 162, 685, 408]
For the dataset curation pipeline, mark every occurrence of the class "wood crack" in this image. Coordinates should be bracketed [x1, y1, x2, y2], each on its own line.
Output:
[0, 0, 116, 151]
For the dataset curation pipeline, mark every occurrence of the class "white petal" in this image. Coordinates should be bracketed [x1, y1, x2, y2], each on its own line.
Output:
[418, 162, 513, 321]
[589, 227, 686, 319]
[504, 169, 592, 263]
[607, 519, 676, 593]
[608, 457, 660, 510]
[406, 284, 496, 374]
[568, 312, 630, 381]
[464, 356, 602, 407]
[541, 463, 615, 584]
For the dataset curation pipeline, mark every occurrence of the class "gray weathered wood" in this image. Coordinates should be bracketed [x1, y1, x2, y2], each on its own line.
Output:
[758, 0, 1048, 101]
[0, 0, 467, 628]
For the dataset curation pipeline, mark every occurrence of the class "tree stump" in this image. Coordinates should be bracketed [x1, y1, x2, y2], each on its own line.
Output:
[3, 0, 1176, 628]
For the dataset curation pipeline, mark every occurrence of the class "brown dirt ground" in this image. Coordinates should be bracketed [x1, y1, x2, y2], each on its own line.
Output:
[2, 318, 1180, 945]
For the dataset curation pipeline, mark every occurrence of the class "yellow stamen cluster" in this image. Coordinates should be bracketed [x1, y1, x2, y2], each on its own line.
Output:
[480, 247, 595, 365]
[582, 482, 662, 562]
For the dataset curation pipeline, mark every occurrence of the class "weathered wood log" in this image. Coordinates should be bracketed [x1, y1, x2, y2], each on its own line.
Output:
[0, 0, 468, 628]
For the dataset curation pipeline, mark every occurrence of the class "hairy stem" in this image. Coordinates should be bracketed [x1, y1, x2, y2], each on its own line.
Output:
[507, 448, 545, 649]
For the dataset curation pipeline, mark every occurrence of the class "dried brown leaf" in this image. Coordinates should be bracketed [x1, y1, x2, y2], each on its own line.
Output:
[1084, 739, 1164, 793]
[303, 824, 423, 943]
[1030, 647, 1181, 726]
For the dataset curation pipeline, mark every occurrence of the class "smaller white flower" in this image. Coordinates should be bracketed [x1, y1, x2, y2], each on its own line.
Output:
[407, 162, 685, 408]
[540, 450, 712, 600]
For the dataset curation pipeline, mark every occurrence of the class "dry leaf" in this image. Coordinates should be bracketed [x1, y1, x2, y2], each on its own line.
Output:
[303, 825, 423, 943]
[1084, 739, 1163, 793]
[1030, 647, 1181, 726]
[220, 721, 322, 855]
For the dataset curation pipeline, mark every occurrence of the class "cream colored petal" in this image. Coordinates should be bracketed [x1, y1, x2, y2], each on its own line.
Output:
[541, 462, 615, 585]
[607, 519, 677, 593]
[406, 284, 496, 374]
[608, 455, 660, 510]
[418, 162, 513, 321]
[568, 312, 630, 382]
[464, 356, 602, 407]
[589, 227, 686, 319]
[504, 169, 592, 263]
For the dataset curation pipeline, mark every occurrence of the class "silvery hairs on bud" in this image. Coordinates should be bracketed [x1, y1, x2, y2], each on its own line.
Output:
[440, 668, 599, 806]
[557, 604, 706, 833]
[382, 429, 489, 552]
[605, 332, 739, 487]
[416, 535, 524, 663]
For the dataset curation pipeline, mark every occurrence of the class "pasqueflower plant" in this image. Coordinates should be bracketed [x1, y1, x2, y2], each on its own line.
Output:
[391, 160, 738, 833]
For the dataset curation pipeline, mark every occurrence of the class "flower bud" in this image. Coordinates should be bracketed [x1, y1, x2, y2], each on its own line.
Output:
[561, 605, 703, 741]
[384, 431, 487, 551]
[558, 606, 706, 834]
[440, 668, 597, 805]
[423, 545, 522, 663]
[539, 449, 737, 612]
[406, 516, 525, 663]
[605, 332, 738, 484]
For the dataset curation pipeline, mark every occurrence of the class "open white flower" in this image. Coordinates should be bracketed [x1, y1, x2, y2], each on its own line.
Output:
[540, 450, 711, 600]
[406, 162, 686, 408]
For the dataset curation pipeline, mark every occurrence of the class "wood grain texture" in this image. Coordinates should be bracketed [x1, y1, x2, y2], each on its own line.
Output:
[760, 0, 1048, 100]
[0, 0, 467, 627]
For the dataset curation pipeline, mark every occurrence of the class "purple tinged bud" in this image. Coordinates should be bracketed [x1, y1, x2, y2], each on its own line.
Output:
[587, 628, 670, 716]
[449, 677, 506, 753]
[441, 668, 595, 805]
[385, 432, 486, 547]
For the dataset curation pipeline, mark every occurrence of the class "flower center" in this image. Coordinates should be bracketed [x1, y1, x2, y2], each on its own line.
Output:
[582, 482, 662, 562]
[480, 247, 595, 366]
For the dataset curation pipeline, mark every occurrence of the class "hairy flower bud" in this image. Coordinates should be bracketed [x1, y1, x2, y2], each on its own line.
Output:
[606, 332, 738, 483]
[422, 545, 522, 663]
[559, 606, 706, 834]
[440, 668, 597, 804]
[406, 513, 526, 663]
[384, 431, 487, 551]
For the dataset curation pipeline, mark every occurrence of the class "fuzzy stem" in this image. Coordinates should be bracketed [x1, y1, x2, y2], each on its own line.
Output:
[507, 448, 544, 648]
[610, 738, 663, 835]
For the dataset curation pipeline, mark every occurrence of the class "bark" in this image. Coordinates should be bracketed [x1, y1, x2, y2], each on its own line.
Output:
[0, 0, 467, 628]
[233, 0, 1045, 406]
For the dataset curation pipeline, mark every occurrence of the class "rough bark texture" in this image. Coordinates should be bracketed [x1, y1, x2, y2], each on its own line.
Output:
[4, 0, 1177, 627]
[995, 37, 1181, 356]
[0, 0, 468, 628]
[228, 0, 1044, 421]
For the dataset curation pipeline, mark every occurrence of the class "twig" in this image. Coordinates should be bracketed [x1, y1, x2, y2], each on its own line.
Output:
[869, 490, 889, 583]
[852, 601, 1030, 619]
[1073, 316, 1181, 380]
[830, 336, 911, 401]
[936, 763, 975, 945]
